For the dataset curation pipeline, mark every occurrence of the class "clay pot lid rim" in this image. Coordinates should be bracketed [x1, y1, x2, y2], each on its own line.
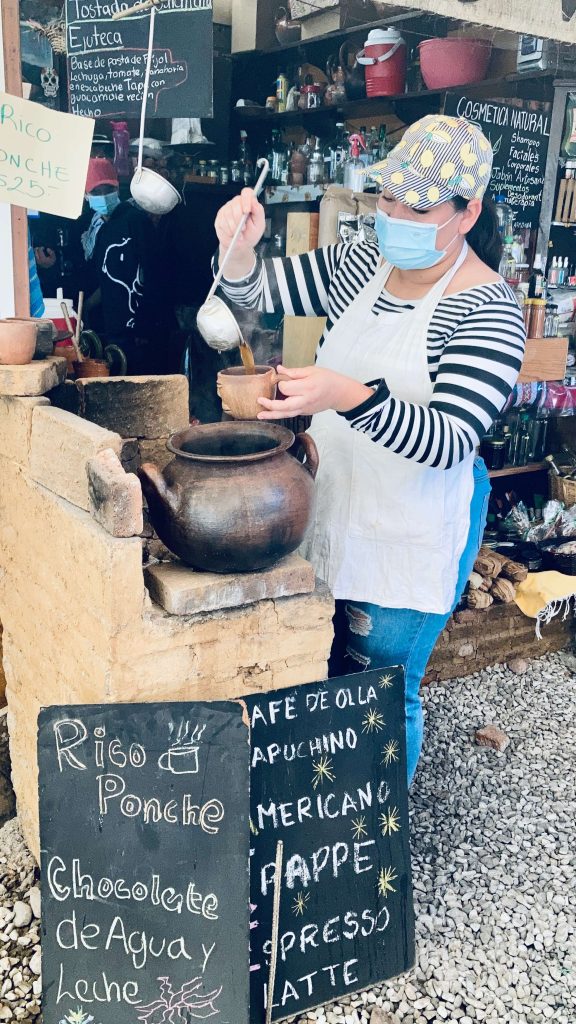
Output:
[167, 421, 296, 463]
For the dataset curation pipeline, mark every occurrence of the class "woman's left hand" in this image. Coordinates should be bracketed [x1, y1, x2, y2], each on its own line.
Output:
[257, 365, 374, 420]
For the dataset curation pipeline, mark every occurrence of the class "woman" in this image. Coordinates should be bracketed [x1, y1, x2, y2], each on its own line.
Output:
[213, 116, 526, 783]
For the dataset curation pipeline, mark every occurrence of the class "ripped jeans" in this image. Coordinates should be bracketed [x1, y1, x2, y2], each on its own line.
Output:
[329, 458, 491, 785]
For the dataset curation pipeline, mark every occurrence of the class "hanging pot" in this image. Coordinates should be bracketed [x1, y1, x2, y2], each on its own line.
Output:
[275, 6, 301, 45]
[339, 41, 367, 101]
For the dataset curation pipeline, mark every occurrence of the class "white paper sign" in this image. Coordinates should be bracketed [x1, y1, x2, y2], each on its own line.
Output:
[0, 93, 94, 218]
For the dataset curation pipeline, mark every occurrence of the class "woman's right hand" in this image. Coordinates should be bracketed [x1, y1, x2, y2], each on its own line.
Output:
[215, 187, 266, 255]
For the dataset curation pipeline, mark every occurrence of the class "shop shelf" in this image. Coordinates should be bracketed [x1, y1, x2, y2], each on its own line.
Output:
[488, 462, 547, 479]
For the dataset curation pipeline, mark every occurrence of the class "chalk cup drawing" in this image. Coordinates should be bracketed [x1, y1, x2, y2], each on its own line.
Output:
[158, 721, 206, 775]
[136, 975, 222, 1022]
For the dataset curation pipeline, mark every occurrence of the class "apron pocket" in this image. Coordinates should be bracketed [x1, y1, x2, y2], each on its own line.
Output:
[348, 434, 446, 548]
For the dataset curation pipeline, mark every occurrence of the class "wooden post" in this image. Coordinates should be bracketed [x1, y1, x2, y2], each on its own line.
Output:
[0, 0, 30, 317]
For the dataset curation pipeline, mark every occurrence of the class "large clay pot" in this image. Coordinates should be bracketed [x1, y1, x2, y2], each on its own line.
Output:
[139, 422, 319, 573]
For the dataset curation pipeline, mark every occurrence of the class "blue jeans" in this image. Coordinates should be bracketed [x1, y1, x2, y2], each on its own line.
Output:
[329, 458, 491, 785]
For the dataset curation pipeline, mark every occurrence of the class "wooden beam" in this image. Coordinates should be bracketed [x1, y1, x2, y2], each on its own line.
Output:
[1, 0, 30, 317]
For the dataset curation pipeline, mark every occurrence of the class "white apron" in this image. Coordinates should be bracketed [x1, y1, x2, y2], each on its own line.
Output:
[301, 243, 475, 615]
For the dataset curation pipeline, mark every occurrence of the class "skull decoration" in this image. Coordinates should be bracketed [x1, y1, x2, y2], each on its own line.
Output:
[41, 67, 59, 98]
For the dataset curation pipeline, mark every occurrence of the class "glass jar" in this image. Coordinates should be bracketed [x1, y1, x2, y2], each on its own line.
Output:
[544, 304, 560, 338]
[207, 159, 220, 180]
[529, 298, 546, 339]
[480, 436, 507, 471]
[197, 160, 207, 177]
[219, 165, 229, 185]
[230, 160, 243, 183]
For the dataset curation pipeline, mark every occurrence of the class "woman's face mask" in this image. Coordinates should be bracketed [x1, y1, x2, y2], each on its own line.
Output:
[87, 190, 120, 216]
[375, 206, 462, 271]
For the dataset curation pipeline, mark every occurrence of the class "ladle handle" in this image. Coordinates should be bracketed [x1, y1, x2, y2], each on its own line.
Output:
[207, 158, 270, 302]
[136, 7, 157, 177]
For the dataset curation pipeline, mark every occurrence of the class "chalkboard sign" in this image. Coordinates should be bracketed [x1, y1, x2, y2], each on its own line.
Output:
[247, 668, 414, 1022]
[38, 701, 249, 1024]
[444, 94, 551, 230]
[66, 1, 213, 119]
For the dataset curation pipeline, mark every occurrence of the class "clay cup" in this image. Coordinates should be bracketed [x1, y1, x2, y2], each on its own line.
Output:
[217, 365, 281, 420]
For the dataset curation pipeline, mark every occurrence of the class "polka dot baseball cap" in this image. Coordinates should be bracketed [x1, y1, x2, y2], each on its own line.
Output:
[367, 114, 494, 209]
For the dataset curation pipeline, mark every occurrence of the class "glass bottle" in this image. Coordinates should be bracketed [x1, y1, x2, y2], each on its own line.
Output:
[110, 121, 131, 180]
[499, 236, 517, 283]
[239, 130, 254, 186]
[307, 139, 325, 185]
[268, 129, 288, 186]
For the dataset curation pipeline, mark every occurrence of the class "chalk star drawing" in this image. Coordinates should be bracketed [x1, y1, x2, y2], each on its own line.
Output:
[136, 976, 222, 1022]
[362, 709, 385, 733]
[312, 755, 335, 789]
[59, 1011, 99, 1024]
[378, 673, 394, 689]
[378, 866, 398, 898]
[351, 815, 368, 840]
[382, 740, 400, 766]
[379, 807, 401, 836]
[292, 891, 311, 916]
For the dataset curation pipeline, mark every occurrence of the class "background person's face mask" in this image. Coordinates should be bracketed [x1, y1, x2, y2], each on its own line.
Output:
[87, 191, 121, 216]
[375, 207, 461, 270]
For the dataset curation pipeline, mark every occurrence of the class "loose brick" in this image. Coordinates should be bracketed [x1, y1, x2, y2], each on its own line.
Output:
[475, 724, 511, 753]
[75, 375, 189, 439]
[29, 406, 123, 512]
[87, 448, 144, 538]
[145, 554, 315, 616]
[0, 355, 67, 396]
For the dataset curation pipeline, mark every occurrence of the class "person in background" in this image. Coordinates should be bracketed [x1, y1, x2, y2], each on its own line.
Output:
[90, 188, 184, 375]
[82, 157, 121, 266]
[212, 115, 526, 785]
[28, 236, 45, 318]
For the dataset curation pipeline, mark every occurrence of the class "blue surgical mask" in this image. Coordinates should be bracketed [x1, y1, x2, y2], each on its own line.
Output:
[87, 191, 120, 216]
[375, 207, 461, 270]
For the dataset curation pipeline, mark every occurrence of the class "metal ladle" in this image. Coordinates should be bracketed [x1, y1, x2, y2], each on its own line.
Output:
[196, 158, 270, 351]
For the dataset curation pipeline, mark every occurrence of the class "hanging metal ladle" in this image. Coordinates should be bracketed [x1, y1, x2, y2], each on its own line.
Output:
[196, 158, 270, 352]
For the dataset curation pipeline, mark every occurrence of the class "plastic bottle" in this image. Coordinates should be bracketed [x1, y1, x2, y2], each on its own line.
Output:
[549, 256, 558, 287]
[110, 121, 131, 180]
[276, 72, 289, 113]
[343, 134, 367, 192]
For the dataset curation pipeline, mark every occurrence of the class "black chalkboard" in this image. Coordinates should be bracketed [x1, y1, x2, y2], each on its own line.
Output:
[66, 0, 213, 119]
[247, 668, 414, 1022]
[444, 94, 551, 230]
[38, 701, 249, 1024]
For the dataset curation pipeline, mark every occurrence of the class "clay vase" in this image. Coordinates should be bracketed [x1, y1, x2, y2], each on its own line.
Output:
[339, 41, 367, 101]
[0, 319, 37, 365]
[216, 365, 279, 420]
[139, 422, 319, 573]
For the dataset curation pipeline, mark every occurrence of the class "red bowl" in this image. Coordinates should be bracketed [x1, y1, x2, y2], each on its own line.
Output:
[419, 38, 492, 90]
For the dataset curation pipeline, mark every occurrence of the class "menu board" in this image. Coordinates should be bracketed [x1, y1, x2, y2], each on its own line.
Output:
[445, 94, 551, 230]
[38, 701, 249, 1024]
[246, 668, 414, 1022]
[66, 0, 213, 119]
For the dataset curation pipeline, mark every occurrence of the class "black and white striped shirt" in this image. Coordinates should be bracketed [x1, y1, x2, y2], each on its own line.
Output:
[219, 242, 526, 470]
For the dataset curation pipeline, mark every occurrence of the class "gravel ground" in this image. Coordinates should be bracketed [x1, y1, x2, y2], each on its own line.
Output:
[0, 652, 574, 1024]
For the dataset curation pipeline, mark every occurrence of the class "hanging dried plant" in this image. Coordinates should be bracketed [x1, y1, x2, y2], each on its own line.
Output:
[23, 17, 67, 55]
